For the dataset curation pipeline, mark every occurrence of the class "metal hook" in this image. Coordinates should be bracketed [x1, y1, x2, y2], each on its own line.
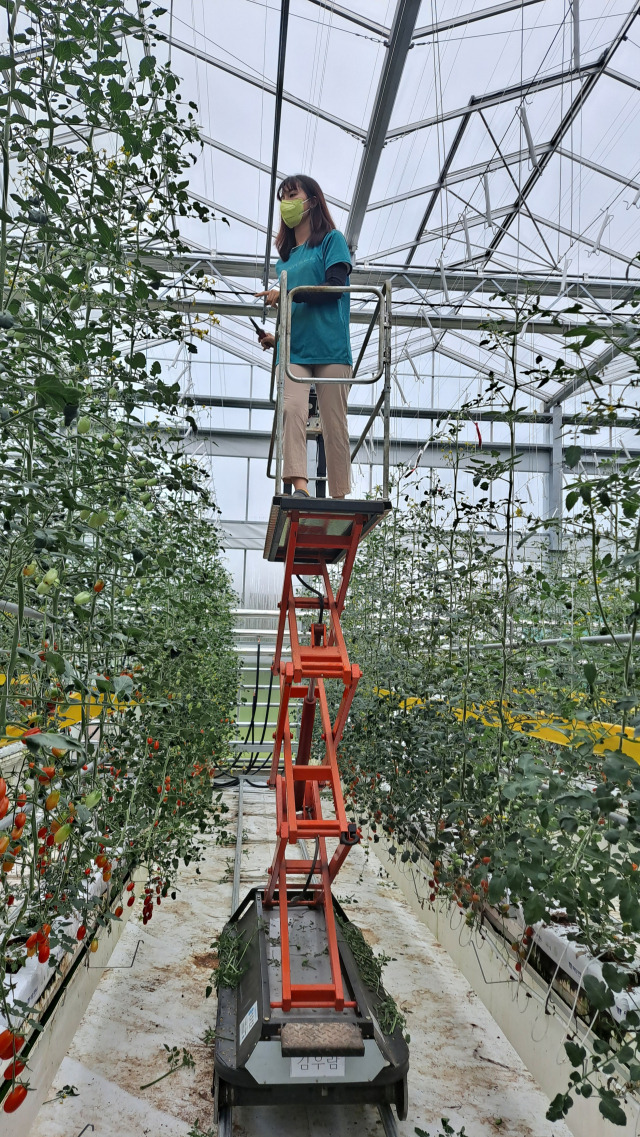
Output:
[76, 1127, 95, 1137]
[88, 939, 144, 969]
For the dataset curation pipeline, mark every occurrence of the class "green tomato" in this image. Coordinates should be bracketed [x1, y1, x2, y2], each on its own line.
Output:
[109, 386, 118, 399]
[112, 439, 122, 451]
[124, 585, 133, 596]
[36, 581, 51, 596]
[115, 508, 127, 522]
[133, 477, 147, 487]
[74, 590, 92, 606]
[114, 425, 124, 437]
[77, 416, 91, 435]
[79, 509, 90, 521]
[54, 822, 72, 845]
[42, 568, 59, 585]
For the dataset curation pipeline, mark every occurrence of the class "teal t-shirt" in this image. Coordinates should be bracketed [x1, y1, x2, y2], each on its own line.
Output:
[276, 230, 352, 366]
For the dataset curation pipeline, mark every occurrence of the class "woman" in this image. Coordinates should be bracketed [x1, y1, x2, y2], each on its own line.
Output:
[256, 174, 352, 499]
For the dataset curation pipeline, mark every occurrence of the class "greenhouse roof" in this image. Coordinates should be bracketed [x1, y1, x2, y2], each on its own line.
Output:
[151, 0, 640, 410]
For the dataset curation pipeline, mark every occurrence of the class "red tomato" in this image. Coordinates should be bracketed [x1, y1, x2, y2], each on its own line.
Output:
[3, 1059, 25, 1080]
[0, 1033, 24, 1062]
[0, 798, 9, 820]
[3, 1084, 27, 1112]
[0, 779, 6, 798]
[25, 933, 38, 950]
[76, 925, 86, 941]
[38, 943, 50, 964]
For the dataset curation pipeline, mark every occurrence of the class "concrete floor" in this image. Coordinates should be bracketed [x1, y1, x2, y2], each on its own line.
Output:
[29, 786, 572, 1137]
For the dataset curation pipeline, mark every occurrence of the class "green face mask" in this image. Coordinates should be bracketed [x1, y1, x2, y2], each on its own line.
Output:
[280, 197, 308, 229]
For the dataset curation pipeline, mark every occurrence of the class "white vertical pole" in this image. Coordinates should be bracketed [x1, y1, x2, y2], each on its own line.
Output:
[519, 104, 538, 169]
[462, 212, 472, 262]
[483, 172, 493, 228]
[573, 0, 580, 70]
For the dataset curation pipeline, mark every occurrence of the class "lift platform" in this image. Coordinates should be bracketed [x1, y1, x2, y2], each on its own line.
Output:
[213, 495, 409, 1124]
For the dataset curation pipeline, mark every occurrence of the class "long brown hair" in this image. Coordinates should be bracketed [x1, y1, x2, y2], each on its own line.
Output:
[275, 174, 336, 261]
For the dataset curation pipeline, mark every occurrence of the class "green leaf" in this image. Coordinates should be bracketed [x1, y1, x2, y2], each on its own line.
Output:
[583, 974, 614, 1011]
[94, 217, 113, 246]
[565, 445, 582, 469]
[113, 674, 134, 698]
[0, 55, 16, 69]
[488, 873, 507, 904]
[584, 662, 597, 689]
[23, 732, 79, 752]
[546, 1092, 572, 1121]
[598, 1090, 627, 1126]
[523, 893, 546, 925]
[45, 651, 66, 675]
[38, 182, 64, 215]
[564, 1041, 586, 1067]
[54, 40, 79, 61]
[565, 490, 580, 510]
[139, 54, 156, 79]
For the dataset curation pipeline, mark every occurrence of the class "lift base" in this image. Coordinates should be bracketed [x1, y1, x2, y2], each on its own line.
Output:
[213, 888, 409, 1120]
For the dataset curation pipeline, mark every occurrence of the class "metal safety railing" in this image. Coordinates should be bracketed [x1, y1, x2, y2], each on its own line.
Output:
[266, 273, 392, 497]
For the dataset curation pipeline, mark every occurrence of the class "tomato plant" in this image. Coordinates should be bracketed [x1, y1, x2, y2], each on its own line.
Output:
[337, 294, 640, 1127]
[0, 0, 236, 1114]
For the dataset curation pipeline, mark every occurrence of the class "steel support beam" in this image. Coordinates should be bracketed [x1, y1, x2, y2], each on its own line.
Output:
[412, 0, 545, 39]
[345, 0, 422, 255]
[169, 296, 615, 336]
[482, 6, 640, 266]
[605, 66, 640, 94]
[164, 36, 366, 139]
[543, 333, 640, 409]
[524, 212, 637, 268]
[405, 114, 472, 267]
[200, 136, 349, 211]
[367, 143, 548, 211]
[385, 61, 600, 142]
[181, 427, 640, 471]
[188, 191, 267, 234]
[138, 252, 640, 303]
[306, 0, 389, 37]
[184, 426, 551, 472]
[184, 393, 639, 430]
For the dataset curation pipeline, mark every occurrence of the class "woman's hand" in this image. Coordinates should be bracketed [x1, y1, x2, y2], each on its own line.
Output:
[255, 288, 280, 307]
[258, 332, 275, 351]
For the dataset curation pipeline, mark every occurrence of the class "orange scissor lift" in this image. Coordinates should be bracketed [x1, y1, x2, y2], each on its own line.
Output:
[214, 280, 408, 1128]
[213, 497, 409, 1126]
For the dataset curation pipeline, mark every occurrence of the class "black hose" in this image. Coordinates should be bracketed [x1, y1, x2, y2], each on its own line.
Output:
[296, 574, 325, 625]
[289, 838, 320, 906]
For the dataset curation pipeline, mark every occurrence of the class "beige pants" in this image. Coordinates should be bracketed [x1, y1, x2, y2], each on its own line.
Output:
[284, 363, 352, 499]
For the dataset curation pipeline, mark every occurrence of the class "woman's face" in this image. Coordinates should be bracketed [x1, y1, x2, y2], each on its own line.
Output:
[281, 183, 307, 203]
